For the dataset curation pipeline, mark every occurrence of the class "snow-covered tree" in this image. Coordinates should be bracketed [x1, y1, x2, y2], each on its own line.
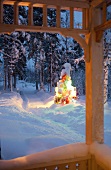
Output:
[0, 5, 85, 94]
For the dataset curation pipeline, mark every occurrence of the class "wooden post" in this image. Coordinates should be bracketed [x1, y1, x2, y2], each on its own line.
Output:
[43, 4, 47, 27]
[86, 7, 104, 144]
[0, 0, 3, 24]
[28, 3, 33, 25]
[14, 2, 19, 25]
[56, 6, 60, 28]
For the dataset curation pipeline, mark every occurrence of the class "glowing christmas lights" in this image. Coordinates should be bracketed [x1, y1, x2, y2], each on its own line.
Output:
[54, 62, 78, 104]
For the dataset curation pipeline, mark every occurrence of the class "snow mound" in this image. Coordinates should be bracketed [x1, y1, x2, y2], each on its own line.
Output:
[0, 91, 23, 108]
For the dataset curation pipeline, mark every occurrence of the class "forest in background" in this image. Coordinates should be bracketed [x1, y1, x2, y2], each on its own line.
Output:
[0, 4, 111, 100]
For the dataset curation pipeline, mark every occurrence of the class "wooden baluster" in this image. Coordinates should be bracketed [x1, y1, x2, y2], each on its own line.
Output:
[68, 162, 76, 170]
[85, 8, 89, 29]
[73, 9, 75, 28]
[70, 7, 74, 29]
[43, 4, 47, 27]
[56, 6, 60, 28]
[78, 160, 87, 170]
[28, 3, 33, 26]
[82, 8, 86, 30]
[83, 8, 89, 30]
[58, 163, 68, 170]
[14, 2, 19, 25]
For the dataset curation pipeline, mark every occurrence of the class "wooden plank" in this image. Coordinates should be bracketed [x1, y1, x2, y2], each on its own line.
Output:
[3, 0, 89, 8]
[0, 23, 89, 34]
[3, 1, 30, 6]
[94, 4, 111, 43]
[94, 20, 111, 33]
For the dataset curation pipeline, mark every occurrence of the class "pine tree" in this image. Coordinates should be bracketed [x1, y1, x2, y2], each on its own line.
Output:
[1, 5, 86, 94]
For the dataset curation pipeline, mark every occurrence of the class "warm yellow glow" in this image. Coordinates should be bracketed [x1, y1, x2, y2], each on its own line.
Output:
[33, 4, 43, 8]
[28, 100, 54, 109]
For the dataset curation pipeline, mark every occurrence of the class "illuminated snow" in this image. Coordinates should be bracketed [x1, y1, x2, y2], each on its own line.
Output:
[0, 81, 111, 160]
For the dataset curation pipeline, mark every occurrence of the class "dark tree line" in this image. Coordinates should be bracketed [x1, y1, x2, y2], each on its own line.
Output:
[0, 4, 85, 94]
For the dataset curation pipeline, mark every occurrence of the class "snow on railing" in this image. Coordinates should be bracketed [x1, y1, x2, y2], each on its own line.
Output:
[0, 142, 111, 170]
[0, 143, 90, 170]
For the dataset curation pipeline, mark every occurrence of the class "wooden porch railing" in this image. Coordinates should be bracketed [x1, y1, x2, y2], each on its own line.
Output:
[0, 142, 111, 170]
[0, 143, 90, 170]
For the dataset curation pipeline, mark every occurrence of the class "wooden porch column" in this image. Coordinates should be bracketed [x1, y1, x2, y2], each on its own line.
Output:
[14, 2, 19, 25]
[28, 3, 33, 25]
[86, 7, 104, 144]
[0, 0, 3, 24]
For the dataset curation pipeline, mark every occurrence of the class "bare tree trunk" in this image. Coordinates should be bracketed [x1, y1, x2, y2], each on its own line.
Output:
[13, 74, 16, 89]
[40, 63, 42, 89]
[103, 38, 110, 103]
[4, 68, 7, 90]
[50, 54, 52, 92]
[42, 61, 44, 85]
[8, 71, 10, 89]
[40, 60, 45, 91]
[4, 59, 8, 90]
[35, 69, 38, 90]
[36, 69, 40, 90]
[10, 74, 13, 92]
[35, 56, 38, 91]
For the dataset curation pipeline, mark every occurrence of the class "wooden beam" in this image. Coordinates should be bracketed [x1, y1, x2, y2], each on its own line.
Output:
[3, 1, 31, 6]
[3, 0, 89, 8]
[91, 0, 106, 8]
[94, 20, 111, 42]
[0, 23, 89, 34]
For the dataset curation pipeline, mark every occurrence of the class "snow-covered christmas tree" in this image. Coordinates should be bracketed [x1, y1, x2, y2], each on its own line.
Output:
[54, 61, 78, 104]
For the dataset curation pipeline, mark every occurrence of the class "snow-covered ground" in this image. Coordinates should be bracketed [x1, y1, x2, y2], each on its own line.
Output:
[0, 80, 111, 160]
